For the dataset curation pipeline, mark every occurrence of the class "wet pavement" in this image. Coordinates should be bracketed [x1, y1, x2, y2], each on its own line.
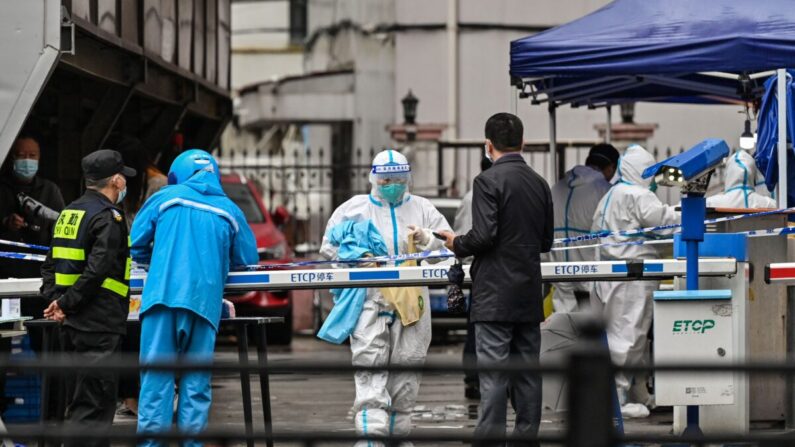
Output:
[111, 333, 675, 446]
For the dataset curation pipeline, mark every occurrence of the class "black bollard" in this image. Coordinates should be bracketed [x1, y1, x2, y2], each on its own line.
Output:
[565, 317, 614, 447]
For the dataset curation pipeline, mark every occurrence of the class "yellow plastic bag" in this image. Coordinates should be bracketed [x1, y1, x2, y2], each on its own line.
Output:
[543, 285, 554, 319]
[380, 234, 425, 326]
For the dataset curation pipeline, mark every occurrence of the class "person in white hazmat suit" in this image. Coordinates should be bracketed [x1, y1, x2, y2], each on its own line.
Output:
[320, 149, 452, 446]
[548, 144, 619, 312]
[706, 150, 777, 209]
[591, 144, 679, 418]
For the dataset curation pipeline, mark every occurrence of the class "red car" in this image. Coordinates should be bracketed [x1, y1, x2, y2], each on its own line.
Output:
[221, 173, 294, 344]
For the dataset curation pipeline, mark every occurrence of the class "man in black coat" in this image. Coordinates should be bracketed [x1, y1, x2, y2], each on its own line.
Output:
[0, 135, 65, 350]
[0, 134, 65, 276]
[440, 112, 554, 446]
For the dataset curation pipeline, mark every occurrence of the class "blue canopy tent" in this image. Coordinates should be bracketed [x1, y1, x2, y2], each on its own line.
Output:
[509, 0, 795, 206]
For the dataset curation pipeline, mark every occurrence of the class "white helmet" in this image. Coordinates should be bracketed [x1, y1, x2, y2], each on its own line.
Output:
[370, 149, 411, 204]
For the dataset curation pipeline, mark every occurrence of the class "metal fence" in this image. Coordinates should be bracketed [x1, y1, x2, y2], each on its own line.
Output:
[217, 145, 375, 252]
[217, 143, 743, 250]
[2, 320, 794, 446]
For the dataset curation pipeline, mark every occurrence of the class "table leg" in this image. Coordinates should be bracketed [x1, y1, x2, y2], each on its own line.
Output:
[34, 325, 58, 447]
[38, 327, 50, 424]
[236, 325, 254, 447]
[256, 322, 274, 447]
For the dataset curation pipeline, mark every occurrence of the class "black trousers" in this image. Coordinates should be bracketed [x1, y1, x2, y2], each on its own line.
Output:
[474, 322, 541, 447]
[60, 327, 122, 447]
[117, 324, 141, 400]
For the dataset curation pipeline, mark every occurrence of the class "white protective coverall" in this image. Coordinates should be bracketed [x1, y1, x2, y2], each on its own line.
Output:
[591, 145, 679, 405]
[707, 150, 777, 209]
[756, 174, 775, 200]
[549, 165, 612, 312]
[320, 150, 452, 446]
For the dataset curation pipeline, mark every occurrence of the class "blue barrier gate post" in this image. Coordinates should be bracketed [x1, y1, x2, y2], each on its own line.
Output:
[680, 194, 706, 436]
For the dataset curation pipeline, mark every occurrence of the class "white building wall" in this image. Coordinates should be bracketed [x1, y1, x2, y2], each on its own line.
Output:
[232, 53, 304, 90]
[230, 0, 751, 208]
[303, 0, 397, 153]
[459, 0, 610, 26]
[230, 0, 303, 90]
[394, 0, 748, 193]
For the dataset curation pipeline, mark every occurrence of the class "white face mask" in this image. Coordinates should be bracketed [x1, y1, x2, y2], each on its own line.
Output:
[116, 186, 127, 204]
[114, 175, 127, 204]
[484, 144, 493, 162]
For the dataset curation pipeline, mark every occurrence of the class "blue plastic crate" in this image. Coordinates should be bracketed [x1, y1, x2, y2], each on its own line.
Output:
[3, 336, 41, 423]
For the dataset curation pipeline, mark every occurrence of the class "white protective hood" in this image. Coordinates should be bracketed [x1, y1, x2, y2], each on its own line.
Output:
[706, 150, 776, 209]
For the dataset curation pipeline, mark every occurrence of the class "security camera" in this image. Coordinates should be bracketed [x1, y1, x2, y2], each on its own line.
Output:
[642, 139, 730, 195]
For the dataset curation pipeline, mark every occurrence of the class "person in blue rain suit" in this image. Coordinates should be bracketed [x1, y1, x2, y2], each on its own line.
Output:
[130, 149, 258, 446]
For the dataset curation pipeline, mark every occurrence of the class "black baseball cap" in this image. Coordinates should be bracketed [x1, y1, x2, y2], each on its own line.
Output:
[587, 143, 621, 167]
[82, 149, 137, 180]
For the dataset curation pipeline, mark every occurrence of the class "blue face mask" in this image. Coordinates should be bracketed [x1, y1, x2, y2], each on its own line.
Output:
[649, 180, 658, 193]
[13, 159, 38, 181]
[117, 187, 127, 204]
[379, 183, 407, 204]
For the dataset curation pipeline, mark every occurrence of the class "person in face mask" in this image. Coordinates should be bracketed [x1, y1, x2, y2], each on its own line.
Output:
[0, 134, 65, 250]
[39, 149, 136, 446]
[320, 149, 452, 446]
[0, 134, 65, 356]
[547, 143, 619, 313]
[706, 150, 777, 209]
[591, 144, 680, 419]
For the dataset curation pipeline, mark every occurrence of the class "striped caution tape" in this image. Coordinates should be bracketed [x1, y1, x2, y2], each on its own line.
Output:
[552, 225, 795, 252]
[552, 238, 674, 252]
[235, 249, 456, 271]
[0, 245, 458, 270]
[553, 206, 795, 245]
[0, 239, 49, 252]
[7, 216, 795, 265]
[0, 251, 47, 262]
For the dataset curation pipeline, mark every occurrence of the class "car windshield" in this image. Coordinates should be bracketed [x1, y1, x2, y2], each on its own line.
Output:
[222, 183, 265, 223]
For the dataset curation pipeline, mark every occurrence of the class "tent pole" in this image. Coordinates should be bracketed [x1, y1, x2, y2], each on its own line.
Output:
[447, 0, 458, 140]
[512, 85, 518, 115]
[549, 104, 558, 181]
[778, 69, 787, 209]
[606, 106, 612, 143]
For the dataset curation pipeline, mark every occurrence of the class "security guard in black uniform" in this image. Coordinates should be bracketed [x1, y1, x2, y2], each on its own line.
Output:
[40, 149, 136, 446]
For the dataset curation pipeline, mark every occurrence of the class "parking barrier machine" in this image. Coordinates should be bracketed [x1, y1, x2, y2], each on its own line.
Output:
[657, 234, 750, 435]
[0, 258, 739, 298]
[645, 139, 748, 435]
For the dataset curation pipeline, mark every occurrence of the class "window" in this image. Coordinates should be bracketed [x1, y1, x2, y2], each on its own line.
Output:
[222, 183, 265, 223]
[289, 0, 307, 45]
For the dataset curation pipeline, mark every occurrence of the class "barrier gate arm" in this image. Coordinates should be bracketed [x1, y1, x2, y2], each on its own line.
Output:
[765, 262, 795, 283]
[0, 258, 737, 298]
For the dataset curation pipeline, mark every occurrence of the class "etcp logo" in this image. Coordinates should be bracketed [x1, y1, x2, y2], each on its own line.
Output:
[672, 319, 715, 334]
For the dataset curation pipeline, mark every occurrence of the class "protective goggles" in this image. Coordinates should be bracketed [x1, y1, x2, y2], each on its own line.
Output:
[371, 163, 411, 180]
[372, 164, 410, 174]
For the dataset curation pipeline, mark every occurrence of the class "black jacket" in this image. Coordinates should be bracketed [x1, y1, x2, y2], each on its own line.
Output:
[0, 176, 65, 278]
[40, 190, 129, 334]
[453, 153, 554, 323]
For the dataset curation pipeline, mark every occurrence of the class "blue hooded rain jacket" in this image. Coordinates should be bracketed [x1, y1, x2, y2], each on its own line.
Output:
[130, 170, 258, 330]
